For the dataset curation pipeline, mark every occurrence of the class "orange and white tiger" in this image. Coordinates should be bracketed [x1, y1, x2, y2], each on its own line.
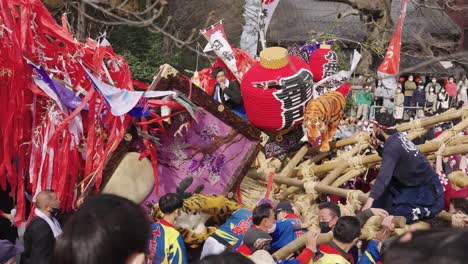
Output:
[303, 91, 346, 152]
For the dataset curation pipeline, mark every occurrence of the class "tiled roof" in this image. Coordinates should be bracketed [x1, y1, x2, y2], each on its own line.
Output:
[267, 0, 461, 46]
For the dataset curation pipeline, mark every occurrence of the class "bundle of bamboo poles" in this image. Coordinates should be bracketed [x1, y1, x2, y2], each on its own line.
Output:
[242, 108, 468, 259]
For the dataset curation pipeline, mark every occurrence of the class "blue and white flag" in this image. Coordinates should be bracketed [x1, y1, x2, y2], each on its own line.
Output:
[81, 63, 176, 116]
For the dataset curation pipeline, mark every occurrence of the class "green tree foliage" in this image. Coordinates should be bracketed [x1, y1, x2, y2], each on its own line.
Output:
[108, 26, 182, 83]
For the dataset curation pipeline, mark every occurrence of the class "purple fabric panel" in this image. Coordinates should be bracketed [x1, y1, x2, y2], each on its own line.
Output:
[141, 108, 257, 209]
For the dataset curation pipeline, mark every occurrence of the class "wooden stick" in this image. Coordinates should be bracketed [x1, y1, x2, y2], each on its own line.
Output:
[272, 232, 334, 261]
[301, 126, 468, 178]
[280, 145, 309, 178]
[320, 146, 363, 186]
[307, 107, 464, 155]
[437, 211, 453, 222]
[248, 171, 370, 203]
[332, 168, 367, 187]
[272, 216, 406, 261]
[426, 144, 468, 160]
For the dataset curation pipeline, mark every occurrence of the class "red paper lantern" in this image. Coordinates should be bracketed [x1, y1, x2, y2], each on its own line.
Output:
[241, 47, 313, 131]
[309, 44, 339, 82]
[399, 77, 406, 83]
[414, 76, 422, 84]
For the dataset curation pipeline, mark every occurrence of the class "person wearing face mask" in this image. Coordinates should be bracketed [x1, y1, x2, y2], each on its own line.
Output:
[457, 74, 468, 105]
[147, 193, 187, 264]
[21, 190, 62, 264]
[411, 82, 426, 109]
[436, 87, 449, 113]
[314, 216, 392, 264]
[445, 76, 457, 107]
[362, 113, 444, 223]
[250, 203, 277, 234]
[237, 228, 318, 264]
[317, 202, 388, 264]
[355, 84, 373, 121]
[425, 86, 437, 112]
[403, 75, 416, 106]
[393, 87, 405, 120]
[425, 77, 441, 93]
[318, 202, 386, 237]
[200, 198, 273, 259]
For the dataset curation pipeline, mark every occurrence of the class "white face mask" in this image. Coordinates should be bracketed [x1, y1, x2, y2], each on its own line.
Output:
[268, 223, 277, 234]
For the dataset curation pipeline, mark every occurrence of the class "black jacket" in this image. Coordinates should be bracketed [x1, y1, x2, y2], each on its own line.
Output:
[21, 217, 55, 264]
[370, 132, 434, 200]
[213, 81, 243, 109]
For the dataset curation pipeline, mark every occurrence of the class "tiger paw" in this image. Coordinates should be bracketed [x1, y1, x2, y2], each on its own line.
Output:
[319, 144, 330, 152]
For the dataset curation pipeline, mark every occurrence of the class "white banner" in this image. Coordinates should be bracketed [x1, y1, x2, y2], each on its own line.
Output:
[202, 23, 240, 81]
[240, 0, 261, 57]
[261, 0, 281, 33]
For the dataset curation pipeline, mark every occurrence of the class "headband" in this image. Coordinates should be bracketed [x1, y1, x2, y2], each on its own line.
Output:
[370, 119, 396, 130]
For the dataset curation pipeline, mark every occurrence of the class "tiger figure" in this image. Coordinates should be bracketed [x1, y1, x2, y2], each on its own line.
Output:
[150, 194, 241, 247]
[303, 91, 346, 152]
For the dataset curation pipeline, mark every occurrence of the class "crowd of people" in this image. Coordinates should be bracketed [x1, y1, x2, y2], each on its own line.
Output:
[1, 72, 468, 264]
[1, 110, 467, 264]
[351, 74, 468, 121]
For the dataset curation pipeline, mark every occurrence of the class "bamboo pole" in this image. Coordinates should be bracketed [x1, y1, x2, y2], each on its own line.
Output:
[272, 232, 334, 261]
[307, 132, 369, 155]
[437, 211, 453, 222]
[300, 119, 468, 178]
[320, 146, 363, 186]
[248, 170, 370, 202]
[272, 216, 406, 261]
[280, 145, 309, 178]
[332, 168, 368, 187]
[326, 127, 427, 189]
[283, 126, 426, 200]
[307, 107, 464, 155]
[279, 151, 331, 199]
[426, 144, 468, 160]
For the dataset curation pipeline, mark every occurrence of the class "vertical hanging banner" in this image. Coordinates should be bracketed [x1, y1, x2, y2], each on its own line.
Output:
[261, 0, 281, 33]
[377, 0, 408, 92]
[259, 0, 282, 49]
[201, 21, 240, 81]
[240, 0, 262, 57]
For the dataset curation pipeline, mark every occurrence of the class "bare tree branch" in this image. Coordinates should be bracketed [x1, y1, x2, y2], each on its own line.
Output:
[71, 0, 215, 59]
[395, 51, 468, 76]
[411, 0, 468, 11]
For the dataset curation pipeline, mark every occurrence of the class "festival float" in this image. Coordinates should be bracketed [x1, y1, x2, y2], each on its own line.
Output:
[0, 0, 464, 258]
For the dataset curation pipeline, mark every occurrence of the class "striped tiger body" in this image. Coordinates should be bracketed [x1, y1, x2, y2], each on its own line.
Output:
[303, 91, 346, 152]
[150, 194, 241, 247]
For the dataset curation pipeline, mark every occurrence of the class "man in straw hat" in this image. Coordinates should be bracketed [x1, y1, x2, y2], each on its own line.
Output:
[362, 112, 444, 223]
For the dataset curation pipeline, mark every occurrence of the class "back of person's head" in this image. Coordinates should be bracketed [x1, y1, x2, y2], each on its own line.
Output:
[199, 252, 254, 264]
[427, 217, 452, 228]
[252, 204, 273, 226]
[318, 202, 341, 218]
[375, 112, 397, 135]
[450, 197, 468, 214]
[333, 216, 361, 244]
[54, 194, 150, 264]
[243, 228, 272, 253]
[275, 201, 294, 214]
[382, 228, 468, 264]
[159, 193, 183, 214]
[36, 189, 59, 210]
